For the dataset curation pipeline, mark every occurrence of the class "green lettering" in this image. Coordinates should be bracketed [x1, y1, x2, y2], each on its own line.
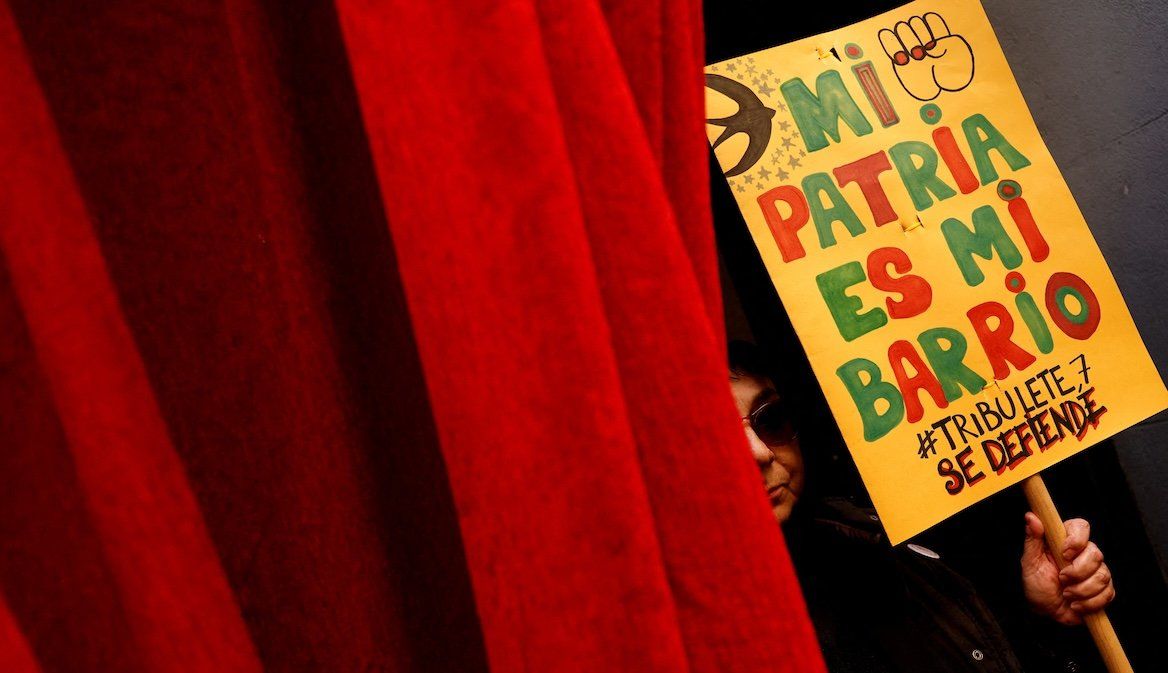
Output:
[781, 71, 873, 153]
[803, 172, 866, 249]
[837, 358, 905, 441]
[816, 261, 888, 342]
[962, 113, 1032, 184]
[889, 140, 957, 211]
[918, 328, 987, 403]
[941, 205, 1023, 286]
[1015, 292, 1054, 354]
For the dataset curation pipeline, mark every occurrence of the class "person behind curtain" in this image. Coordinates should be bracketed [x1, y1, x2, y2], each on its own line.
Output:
[728, 340, 1115, 673]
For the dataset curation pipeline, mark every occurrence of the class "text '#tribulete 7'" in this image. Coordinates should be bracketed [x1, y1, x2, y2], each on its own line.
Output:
[706, 0, 1168, 543]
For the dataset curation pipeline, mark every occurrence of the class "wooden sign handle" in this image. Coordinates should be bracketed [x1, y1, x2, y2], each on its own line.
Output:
[1021, 475, 1133, 673]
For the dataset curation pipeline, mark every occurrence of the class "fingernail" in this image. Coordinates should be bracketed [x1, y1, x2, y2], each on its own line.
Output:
[1062, 590, 1072, 599]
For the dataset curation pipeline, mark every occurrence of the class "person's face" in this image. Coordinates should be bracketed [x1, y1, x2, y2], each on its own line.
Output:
[731, 371, 805, 525]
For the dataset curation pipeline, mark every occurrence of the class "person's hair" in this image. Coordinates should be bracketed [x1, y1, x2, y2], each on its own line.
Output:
[728, 339, 772, 382]
[728, 339, 868, 503]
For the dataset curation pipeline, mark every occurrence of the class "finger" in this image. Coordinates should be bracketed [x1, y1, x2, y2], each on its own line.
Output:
[895, 21, 922, 60]
[879, 28, 906, 62]
[909, 16, 932, 49]
[1026, 512, 1045, 538]
[1062, 518, 1090, 561]
[924, 12, 950, 38]
[1071, 584, 1116, 614]
[1060, 542, 1103, 584]
[1063, 564, 1112, 600]
[1021, 512, 1047, 564]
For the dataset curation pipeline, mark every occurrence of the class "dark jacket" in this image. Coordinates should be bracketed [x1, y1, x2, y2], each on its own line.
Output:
[785, 498, 1092, 673]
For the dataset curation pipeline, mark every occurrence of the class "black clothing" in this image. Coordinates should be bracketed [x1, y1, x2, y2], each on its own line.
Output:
[786, 498, 1090, 673]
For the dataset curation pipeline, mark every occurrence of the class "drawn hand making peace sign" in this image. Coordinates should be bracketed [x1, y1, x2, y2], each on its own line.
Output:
[879, 12, 974, 102]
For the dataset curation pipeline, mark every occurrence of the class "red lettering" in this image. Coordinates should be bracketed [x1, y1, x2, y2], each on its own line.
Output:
[888, 340, 947, 423]
[757, 186, 810, 262]
[981, 439, 1007, 473]
[938, 457, 964, 494]
[957, 447, 985, 487]
[867, 247, 932, 319]
[833, 151, 897, 227]
[967, 301, 1038, 379]
[933, 126, 979, 194]
[1008, 197, 1050, 262]
[1045, 272, 1102, 340]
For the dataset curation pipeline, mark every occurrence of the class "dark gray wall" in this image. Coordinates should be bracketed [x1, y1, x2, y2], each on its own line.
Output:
[983, 0, 1168, 575]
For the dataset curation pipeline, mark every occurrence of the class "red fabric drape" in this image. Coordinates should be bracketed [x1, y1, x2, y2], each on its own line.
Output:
[0, 1, 825, 672]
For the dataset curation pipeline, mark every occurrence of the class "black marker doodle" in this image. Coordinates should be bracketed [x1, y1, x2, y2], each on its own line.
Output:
[878, 12, 975, 102]
[705, 73, 776, 177]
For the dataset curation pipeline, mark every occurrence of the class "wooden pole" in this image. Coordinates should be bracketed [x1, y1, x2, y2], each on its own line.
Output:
[1021, 474, 1133, 673]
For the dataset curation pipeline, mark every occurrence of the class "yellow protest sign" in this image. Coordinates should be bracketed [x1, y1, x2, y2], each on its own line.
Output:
[707, 0, 1168, 543]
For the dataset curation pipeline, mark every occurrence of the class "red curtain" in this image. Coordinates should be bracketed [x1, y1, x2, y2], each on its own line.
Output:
[0, 1, 825, 671]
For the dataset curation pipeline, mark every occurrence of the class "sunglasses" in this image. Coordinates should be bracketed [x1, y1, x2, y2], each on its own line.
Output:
[747, 398, 798, 446]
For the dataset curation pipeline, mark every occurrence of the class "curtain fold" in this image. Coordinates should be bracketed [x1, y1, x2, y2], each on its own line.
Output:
[0, 5, 263, 670]
[0, 594, 40, 673]
[524, 1, 821, 671]
[0, 0, 825, 671]
[334, 2, 693, 670]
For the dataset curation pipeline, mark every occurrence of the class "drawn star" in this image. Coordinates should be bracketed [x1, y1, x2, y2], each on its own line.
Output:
[788, 155, 802, 168]
[780, 136, 795, 151]
[775, 167, 790, 181]
[776, 101, 788, 112]
[753, 78, 762, 88]
[746, 64, 757, 76]
[743, 174, 755, 184]
[757, 165, 772, 181]
[735, 183, 746, 193]
[765, 68, 774, 77]
[799, 149, 806, 157]
[757, 81, 775, 97]
[777, 119, 791, 132]
[726, 62, 738, 73]
[709, 64, 719, 72]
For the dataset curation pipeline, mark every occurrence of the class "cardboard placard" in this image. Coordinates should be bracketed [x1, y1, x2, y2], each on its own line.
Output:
[707, 0, 1168, 543]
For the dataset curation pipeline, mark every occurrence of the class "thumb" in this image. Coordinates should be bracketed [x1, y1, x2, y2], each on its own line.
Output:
[1021, 512, 1048, 566]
